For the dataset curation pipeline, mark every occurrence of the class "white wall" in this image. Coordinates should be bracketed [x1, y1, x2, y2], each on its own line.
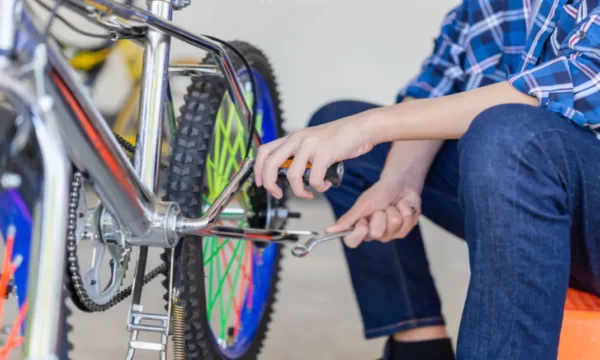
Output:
[90, 0, 457, 131]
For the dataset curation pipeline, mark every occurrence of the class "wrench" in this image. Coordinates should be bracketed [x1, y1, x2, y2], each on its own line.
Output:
[291, 228, 355, 257]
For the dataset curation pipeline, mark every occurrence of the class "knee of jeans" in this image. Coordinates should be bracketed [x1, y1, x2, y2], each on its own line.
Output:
[458, 104, 547, 192]
[308, 101, 352, 127]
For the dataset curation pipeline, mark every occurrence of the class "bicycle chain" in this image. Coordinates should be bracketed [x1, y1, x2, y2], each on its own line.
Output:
[66, 136, 167, 312]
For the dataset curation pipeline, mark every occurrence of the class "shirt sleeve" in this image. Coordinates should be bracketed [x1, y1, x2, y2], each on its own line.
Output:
[396, 3, 468, 103]
[509, 8, 600, 127]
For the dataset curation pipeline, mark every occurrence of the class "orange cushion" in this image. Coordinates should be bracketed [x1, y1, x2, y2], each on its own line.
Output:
[558, 288, 600, 360]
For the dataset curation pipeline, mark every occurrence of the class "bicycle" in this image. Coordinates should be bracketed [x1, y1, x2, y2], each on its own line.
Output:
[0, 0, 344, 358]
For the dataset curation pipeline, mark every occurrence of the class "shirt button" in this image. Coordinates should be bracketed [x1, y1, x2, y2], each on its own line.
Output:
[577, 30, 586, 39]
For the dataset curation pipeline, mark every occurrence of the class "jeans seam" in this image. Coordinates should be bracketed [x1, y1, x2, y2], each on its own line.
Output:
[501, 130, 551, 359]
[488, 127, 573, 358]
[390, 243, 416, 321]
[365, 316, 444, 334]
[509, 128, 574, 357]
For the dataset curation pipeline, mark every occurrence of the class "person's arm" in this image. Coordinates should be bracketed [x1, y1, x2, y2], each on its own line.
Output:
[381, 0, 471, 191]
[367, 6, 600, 144]
[379, 96, 444, 191]
[364, 81, 537, 144]
[380, 140, 443, 188]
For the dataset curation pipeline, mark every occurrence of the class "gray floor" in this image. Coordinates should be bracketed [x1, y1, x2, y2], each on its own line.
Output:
[67, 196, 470, 360]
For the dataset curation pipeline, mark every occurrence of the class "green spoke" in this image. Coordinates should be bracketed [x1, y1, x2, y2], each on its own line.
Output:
[221, 241, 246, 339]
[203, 81, 266, 343]
[210, 109, 223, 199]
[215, 241, 225, 328]
[222, 241, 246, 338]
[206, 239, 215, 319]
[217, 103, 236, 187]
[207, 240, 244, 316]
[204, 238, 230, 266]
[207, 158, 215, 196]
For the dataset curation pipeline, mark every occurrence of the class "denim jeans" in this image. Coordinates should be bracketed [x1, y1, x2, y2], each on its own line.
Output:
[308, 101, 600, 359]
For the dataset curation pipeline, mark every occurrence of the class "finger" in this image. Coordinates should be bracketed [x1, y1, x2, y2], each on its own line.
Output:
[368, 211, 386, 240]
[382, 206, 403, 241]
[262, 138, 301, 199]
[254, 137, 285, 187]
[254, 136, 288, 186]
[395, 200, 420, 238]
[307, 157, 331, 193]
[286, 146, 314, 199]
[325, 198, 366, 233]
[343, 218, 368, 248]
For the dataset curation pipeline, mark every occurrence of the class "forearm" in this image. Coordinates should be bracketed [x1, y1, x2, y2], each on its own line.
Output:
[380, 140, 444, 191]
[365, 82, 538, 144]
[379, 97, 444, 190]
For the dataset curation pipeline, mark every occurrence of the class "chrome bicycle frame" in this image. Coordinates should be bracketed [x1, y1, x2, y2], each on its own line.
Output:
[0, 0, 303, 358]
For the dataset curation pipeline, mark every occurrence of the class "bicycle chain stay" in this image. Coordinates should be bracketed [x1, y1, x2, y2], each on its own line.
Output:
[66, 136, 166, 312]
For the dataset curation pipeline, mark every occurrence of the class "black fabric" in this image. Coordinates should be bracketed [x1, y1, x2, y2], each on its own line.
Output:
[381, 337, 455, 360]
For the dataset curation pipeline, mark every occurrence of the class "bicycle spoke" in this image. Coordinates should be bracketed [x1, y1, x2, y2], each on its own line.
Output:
[222, 241, 246, 338]
[204, 238, 230, 266]
[202, 77, 270, 349]
[217, 105, 237, 186]
[207, 240, 243, 316]
[233, 241, 252, 333]
[215, 240, 226, 330]
[206, 239, 216, 319]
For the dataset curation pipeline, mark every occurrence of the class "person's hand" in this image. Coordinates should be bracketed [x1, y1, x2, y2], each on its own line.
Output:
[254, 112, 374, 199]
[325, 179, 422, 248]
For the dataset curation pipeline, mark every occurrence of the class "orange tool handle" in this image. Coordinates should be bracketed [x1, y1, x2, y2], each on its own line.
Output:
[278, 158, 344, 187]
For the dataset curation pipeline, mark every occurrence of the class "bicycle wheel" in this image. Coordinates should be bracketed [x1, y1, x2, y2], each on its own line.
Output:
[164, 41, 286, 359]
[0, 105, 72, 359]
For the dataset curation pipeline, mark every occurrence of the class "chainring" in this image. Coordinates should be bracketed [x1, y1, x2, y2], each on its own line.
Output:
[66, 134, 168, 312]
[66, 172, 130, 311]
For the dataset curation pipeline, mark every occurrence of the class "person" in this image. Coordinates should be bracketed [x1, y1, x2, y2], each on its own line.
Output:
[254, 0, 600, 359]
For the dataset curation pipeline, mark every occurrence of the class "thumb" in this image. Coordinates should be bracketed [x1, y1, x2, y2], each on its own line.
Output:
[326, 200, 365, 233]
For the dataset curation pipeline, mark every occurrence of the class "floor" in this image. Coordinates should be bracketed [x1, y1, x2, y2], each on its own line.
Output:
[66, 196, 470, 359]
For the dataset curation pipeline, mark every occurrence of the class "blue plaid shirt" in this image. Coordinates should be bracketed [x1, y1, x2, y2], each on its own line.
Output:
[397, 0, 600, 129]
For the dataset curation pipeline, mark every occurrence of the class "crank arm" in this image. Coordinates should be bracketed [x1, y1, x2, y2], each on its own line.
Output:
[193, 225, 316, 243]
[291, 228, 355, 258]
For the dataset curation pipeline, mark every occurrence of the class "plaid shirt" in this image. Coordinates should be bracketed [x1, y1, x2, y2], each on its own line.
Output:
[398, 0, 600, 129]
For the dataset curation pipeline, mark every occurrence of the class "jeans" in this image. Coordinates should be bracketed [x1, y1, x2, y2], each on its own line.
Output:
[308, 101, 600, 359]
